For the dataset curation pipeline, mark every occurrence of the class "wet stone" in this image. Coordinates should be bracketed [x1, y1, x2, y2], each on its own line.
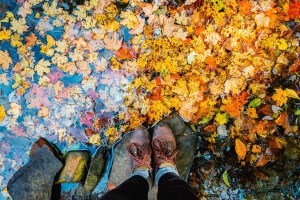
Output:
[109, 113, 197, 199]
[58, 150, 91, 183]
[30, 137, 61, 159]
[7, 143, 63, 200]
[60, 183, 89, 200]
[84, 146, 108, 192]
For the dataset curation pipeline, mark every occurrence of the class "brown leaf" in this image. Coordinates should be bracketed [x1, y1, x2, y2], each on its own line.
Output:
[253, 170, 268, 180]
[204, 124, 216, 132]
[255, 148, 274, 167]
[255, 154, 270, 167]
[275, 112, 288, 125]
[235, 139, 246, 160]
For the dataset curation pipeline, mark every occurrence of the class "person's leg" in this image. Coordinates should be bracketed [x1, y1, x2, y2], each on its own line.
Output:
[100, 174, 149, 200]
[156, 171, 197, 200]
[101, 126, 152, 200]
[152, 123, 197, 200]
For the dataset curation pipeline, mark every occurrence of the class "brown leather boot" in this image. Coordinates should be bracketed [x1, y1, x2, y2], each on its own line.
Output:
[127, 126, 152, 172]
[152, 123, 178, 170]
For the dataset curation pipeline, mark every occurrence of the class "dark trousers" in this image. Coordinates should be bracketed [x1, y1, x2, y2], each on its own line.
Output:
[100, 172, 198, 200]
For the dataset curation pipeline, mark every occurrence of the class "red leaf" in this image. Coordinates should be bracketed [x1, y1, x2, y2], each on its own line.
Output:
[114, 45, 136, 60]
[288, 0, 300, 19]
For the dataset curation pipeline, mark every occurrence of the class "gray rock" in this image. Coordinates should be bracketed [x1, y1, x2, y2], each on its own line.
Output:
[108, 113, 197, 199]
[7, 145, 63, 200]
[84, 146, 108, 192]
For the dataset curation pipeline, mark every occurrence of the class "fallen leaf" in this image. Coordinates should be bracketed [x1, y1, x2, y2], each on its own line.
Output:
[222, 170, 231, 187]
[104, 32, 122, 51]
[0, 50, 12, 70]
[0, 105, 6, 122]
[114, 45, 136, 60]
[26, 33, 37, 47]
[215, 113, 228, 125]
[248, 98, 261, 108]
[285, 88, 300, 99]
[235, 139, 246, 160]
[252, 144, 262, 153]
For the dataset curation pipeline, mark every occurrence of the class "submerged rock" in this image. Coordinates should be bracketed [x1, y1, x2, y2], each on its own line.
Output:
[84, 146, 108, 192]
[7, 139, 63, 200]
[58, 150, 91, 183]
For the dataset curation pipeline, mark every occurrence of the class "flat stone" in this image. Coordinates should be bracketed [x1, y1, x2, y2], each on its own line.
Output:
[58, 150, 91, 183]
[29, 137, 61, 159]
[108, 113, 197, 200]
[108, 132, 132, 187]
[84, 146, 108, 192]
[7, 145, 63, 200]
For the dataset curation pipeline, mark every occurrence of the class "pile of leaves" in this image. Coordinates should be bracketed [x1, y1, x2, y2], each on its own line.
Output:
[0, 0, 299, 196]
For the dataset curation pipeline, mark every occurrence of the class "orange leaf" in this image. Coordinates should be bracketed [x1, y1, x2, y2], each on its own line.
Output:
[205, 56, 217, 71]
[149, 87, 162, 101]
[235, 139, 246, 160]
[26, 33, 37, 47]
[252, 144, 262, 154]
[194, 26, 205, 36]
[275, 112, 288, 125]
[288, 0, 300, 20]
[156, 76, 163, 86]
[239, 0, 253, 15]
[107, 182, 117, 191]
[114, 45, 136, 60]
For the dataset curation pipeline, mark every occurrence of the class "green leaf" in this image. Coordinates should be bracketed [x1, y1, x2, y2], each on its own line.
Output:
[222, 170, 231, 188]
[248, 98, 261, 108]
[199, 116, 212, 124]
[295, 109, 300, 116]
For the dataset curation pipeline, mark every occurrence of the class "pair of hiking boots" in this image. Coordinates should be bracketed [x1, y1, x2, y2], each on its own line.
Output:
[127, 123, 178, 174]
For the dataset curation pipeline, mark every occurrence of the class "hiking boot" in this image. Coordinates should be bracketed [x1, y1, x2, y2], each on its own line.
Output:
[127, 126, 152, 172]
[152, 123, 178, 170]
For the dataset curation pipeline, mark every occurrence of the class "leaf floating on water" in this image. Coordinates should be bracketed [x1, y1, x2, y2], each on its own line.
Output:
[222, 170, 231, 188]
[0, 105, 6, 122]
[235, 139, 246, 160]
[248, 98, 261, 108]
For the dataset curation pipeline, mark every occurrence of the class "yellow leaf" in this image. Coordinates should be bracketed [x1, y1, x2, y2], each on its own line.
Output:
[235, 139, 246, 160]
[46, 35, 56, 47]
[0, 29, 11, 40]
[89, 134, 101, 146]
[104, 20, 120, 32]
[0, 105, 6, 122]
[272, 88, 288, 106]
[215, 112, 228, 125]
[285, 88, 300, 99]
[277, 38, 288, 50]
[1, 11, 14, 23]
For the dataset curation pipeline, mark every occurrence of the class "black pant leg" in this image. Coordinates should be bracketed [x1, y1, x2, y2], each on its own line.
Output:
[100, 175, 149, 200]
[157, 172, 197, 200]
